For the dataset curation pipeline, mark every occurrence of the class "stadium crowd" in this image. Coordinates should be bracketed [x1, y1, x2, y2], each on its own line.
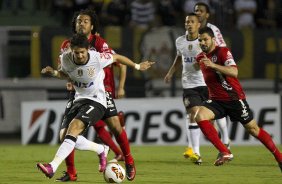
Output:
[1, 0, 282, 29]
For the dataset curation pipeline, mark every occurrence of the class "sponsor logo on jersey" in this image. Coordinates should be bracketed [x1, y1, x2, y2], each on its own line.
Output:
[184, 57, 196, 63]
[73, 81, 94, 88]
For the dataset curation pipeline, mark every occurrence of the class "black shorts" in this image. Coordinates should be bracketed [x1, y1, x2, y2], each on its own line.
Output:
[61, 99, 106, 129]
[183, 86, 208, 109]
[203, 99, 253, 124]
[102, 91, 118, 119]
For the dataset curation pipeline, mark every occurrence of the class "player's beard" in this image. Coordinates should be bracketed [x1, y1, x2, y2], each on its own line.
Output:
[200, 45, 208, 53]
[77, 28, 84, 34]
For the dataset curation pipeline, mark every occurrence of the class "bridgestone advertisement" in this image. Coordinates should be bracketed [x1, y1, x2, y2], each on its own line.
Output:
[21, 95, 281, 145]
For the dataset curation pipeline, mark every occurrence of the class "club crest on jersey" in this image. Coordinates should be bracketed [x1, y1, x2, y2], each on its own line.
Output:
[211, 55, 217, 63]
[77, 69, 83, 77]
[188, 44, 193, 50]
[87, 67, 95, 77]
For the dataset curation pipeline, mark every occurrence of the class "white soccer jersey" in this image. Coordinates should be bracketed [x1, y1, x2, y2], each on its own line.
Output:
[207, 23, 226, 47]
[176, 35, 206, 89]
[60, 50, 114, 108]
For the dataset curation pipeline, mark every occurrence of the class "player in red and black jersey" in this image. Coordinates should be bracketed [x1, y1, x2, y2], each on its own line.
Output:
[57, 8, 135, 181]
[195, 27, 282, 172]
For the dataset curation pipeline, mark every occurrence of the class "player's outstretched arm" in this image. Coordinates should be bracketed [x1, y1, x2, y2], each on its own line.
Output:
[164, 55, 181, 83]
[41, 66, 69, 79]
[113, 54, 155, 71]
[116, 63, 127, 99]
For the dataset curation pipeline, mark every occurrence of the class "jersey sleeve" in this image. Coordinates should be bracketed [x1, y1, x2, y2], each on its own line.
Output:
[175, 37, 181, 56]
[219, 47, 236, 66]
[195, 52, 206, 63]
[95, 36, 115, 54]
[99, 52, 114, 68]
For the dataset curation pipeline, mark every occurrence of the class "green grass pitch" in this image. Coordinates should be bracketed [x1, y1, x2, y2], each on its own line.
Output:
[0, 145, 281, 184]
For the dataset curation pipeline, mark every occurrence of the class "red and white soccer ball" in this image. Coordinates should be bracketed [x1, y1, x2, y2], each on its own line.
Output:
[103, 163, 125, 183]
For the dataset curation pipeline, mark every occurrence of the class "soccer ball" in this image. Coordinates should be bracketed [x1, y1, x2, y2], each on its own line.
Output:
[103, 163, 126, 183]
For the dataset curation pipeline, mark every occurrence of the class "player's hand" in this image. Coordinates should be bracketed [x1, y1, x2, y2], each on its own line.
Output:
[117, 88, 125, 99]
[66, 82, 74, 91]
[200, 55, 214, 68]
[164, 73, 172, 83]
[41, 66, 55, 76]
[139, 61, 155, 71]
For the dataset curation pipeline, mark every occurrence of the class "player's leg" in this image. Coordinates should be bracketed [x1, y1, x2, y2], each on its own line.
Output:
[215, 117, 230, 147]
[56, 94, 78, 182]
[187, 107, 202, 165]
[195, 105, 232, 166]
[105, 116, 136, 181]
[94, 120, 124, 160]
[183, 114, 194, 158]
[75, 135, 109, 172]
[37, 119, 86, 178]
[234, 99, 282, 172]
[118, 111, 126, 128]
[56, 128, 78, 182]
[214, 117, 233, 160]
[37, 100, 106, 178]
[182, 87, 205, 164]
[103, 92, 135, 181]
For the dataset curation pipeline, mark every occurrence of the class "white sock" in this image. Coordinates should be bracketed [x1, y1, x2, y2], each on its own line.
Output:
[185, 115, 192, 148]
[216, 117, 230, 145]
[50, 136, 76, 172]
[75, 135, 104, 154]
[189, 122, 200, 155]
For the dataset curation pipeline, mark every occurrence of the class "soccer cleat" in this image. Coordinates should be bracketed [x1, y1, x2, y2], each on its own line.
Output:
[183, 147, 194, 158]
[279, 162, 282, 173]
[36, 163, 54, 178]
[190, 153, 202, 165]
[55, 171, 77, 182]
[98, 145, 109, 172]
[214, 152, 233, 166]
[125, 162, 136, 181]
[216, 143, 233, 160]
[108, 154, 125, 163]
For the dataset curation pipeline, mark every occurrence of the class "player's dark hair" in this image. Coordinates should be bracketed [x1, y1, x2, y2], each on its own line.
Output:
[70, 33, 90, 49]
[187, 12, 198, 17]
[199, 27, 214, 37]
[71, 8, 99, 34]
[194, 2, 210, 14]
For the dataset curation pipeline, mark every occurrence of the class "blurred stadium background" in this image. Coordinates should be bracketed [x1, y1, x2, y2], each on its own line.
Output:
[0, 0, 281, 145]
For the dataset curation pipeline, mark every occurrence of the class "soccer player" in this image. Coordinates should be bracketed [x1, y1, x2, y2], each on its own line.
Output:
[180, 2, 231, 159]
[195, 27, 282, 171]
[56, 8, 135, 181]
[164, 13, 203, 164]
[37, 33, 154, 179]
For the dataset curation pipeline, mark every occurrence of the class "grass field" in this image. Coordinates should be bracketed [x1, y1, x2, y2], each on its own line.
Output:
[1, 145, 282, 184]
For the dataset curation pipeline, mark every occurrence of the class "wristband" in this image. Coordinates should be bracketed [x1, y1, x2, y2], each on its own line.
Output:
[52, 70, 58, 77]
[134, 64, 141, 70]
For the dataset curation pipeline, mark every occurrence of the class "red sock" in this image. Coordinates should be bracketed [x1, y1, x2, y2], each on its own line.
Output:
[115, 130, 133, 164]
[94, 123, 123, 156]
[198, 120, 230, 154]
[257, 128, 282, 162]
[66, 149, 76, 175]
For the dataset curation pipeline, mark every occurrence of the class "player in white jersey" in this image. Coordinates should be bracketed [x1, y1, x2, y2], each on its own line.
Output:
[36, 33, 154, 179]
[164, 13, 204, 164]
[194, 2, 231, 158]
